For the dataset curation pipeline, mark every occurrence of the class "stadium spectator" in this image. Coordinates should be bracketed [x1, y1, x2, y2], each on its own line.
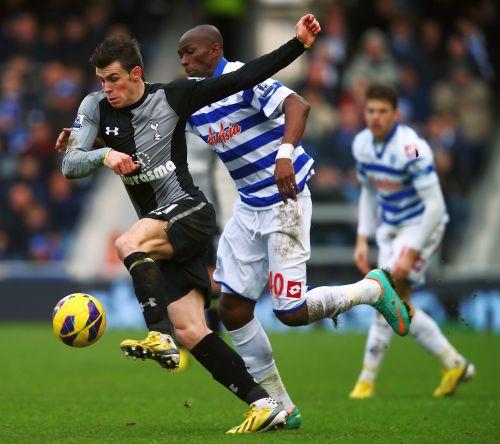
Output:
[343, 28, 399, 90]
[0, 1, 496, 264]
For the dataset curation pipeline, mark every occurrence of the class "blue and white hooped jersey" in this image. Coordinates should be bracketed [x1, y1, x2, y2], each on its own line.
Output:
[352, 123, 448, 228]
[186, 57, 314, 209]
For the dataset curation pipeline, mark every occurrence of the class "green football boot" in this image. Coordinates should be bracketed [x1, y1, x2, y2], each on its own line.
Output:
[284, 406, 302, 429]
[366, 268, 410, 336]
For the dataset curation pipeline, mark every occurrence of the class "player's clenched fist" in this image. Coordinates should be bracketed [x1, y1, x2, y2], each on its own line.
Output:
[296, 14, 321, 47]
[103, 149, 140, 175]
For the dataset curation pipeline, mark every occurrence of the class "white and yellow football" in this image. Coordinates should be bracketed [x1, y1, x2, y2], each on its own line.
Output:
[52, 293, 106, 347]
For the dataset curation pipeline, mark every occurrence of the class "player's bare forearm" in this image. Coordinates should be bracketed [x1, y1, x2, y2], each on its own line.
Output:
[281, 94, 310, 146]
[356, 234, 369, 245]
[274, 95, 310, 204]
[354, 234, 370, 274]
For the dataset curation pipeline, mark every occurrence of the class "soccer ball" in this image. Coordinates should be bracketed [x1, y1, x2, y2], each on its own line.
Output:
[52, 293, 106, 347]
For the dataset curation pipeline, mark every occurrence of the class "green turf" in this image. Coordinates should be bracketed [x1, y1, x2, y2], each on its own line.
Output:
[0, 324, 499, 443]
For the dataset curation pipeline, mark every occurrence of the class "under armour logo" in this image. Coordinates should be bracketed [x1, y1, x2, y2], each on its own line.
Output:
[229, 384, 239, 394]
[106, 126, 119, 136]
[140, 298, 157, 311]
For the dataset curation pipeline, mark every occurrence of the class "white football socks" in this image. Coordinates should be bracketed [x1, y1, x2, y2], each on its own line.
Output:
[359, 313, 394, 383]
[410, 308, 466, 369]
[252, 397, 279, 410]
[227, 317, 294, 411]
[306, 279, 380, 323]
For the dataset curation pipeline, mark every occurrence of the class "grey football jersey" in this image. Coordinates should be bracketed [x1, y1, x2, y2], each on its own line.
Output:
[62, 37, 306, 217]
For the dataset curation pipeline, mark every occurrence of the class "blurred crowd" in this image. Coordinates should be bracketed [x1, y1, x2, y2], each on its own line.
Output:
[301, 0, 497, 258]
[0, 0, 169, 260]
[0, 0, 497, 262]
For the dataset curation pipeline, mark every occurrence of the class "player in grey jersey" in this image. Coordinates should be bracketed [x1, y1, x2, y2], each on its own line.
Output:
[60, 15, 321, 434]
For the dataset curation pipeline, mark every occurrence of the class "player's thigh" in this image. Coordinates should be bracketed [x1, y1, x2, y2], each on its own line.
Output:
[214, 210, 268, 302]
[380, 223, 445, 285]
[149, 199, 216, 262]
[115, 217, 172, 261]
[158, 251, 212, 307]
[266, 195, 311, 313]
[376, 224, 395, 269]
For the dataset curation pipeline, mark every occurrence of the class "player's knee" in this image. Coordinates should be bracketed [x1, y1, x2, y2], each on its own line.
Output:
[116, 231, 147, 261]
[174, 324, 209, 350]
[115, 233, 137, 261]
[275, 310, 308, 327]
[218, 294, 254, 331]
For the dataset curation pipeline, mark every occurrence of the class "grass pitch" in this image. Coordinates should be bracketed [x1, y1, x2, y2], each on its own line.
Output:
[0, 324, 499, 443]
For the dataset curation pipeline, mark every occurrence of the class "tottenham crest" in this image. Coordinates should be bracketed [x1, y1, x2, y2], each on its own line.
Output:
[149, 120, 163, 141]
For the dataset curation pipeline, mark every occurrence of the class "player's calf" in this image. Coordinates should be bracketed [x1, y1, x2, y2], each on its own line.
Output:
[275, 309, 308, 326]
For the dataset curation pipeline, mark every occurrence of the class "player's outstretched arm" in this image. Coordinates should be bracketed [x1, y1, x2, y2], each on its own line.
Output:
[354, 186, 377, 274]
[166, 14, 321, 118]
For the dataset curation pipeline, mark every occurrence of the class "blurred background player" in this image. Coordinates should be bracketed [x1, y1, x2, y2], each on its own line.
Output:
[61, 16, 322, 433]
[349, 84, 475, 399]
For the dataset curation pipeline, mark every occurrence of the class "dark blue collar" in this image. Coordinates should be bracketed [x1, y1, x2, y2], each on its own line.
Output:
[212, 57, 228, 77]
[372, 123, 398, 159]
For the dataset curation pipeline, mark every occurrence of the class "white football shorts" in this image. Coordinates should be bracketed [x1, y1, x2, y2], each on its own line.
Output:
[376, 222, 446, 286]
[214, 189, 312, 313]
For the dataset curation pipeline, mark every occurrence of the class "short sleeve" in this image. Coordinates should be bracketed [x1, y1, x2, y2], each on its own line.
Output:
[405, 140, 439, 190]
[243, 77, 295, 118]
[352, 133, 372, 188]
[185, 118, 201, 136]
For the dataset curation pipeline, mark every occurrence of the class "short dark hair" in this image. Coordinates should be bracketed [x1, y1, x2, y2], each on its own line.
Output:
[365, 83, 398, 109]
[90, 34, 144, 76]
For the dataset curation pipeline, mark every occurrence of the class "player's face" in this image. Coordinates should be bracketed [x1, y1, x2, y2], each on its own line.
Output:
[178, 38, 219, 77]
[96, 62, 142, 108]
[365, 99, 398, 141]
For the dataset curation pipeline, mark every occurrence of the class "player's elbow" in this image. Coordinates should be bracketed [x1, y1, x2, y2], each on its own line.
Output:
[296, 95, 311, 117]
[61, 159, 77, 179]
[302, 97, 311, 117]
[428, 193, 447, 218]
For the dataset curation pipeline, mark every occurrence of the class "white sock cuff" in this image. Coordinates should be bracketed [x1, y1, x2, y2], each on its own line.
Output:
[227, 317, 262, 346]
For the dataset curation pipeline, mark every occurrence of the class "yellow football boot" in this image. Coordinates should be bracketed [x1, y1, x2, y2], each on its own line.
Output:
[433, 362, 476, 397]
[173, 347, 190, 372]
[120, 331, 180, 370]
[349, 381, 375, 399]
[226, 399, 287, 434]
